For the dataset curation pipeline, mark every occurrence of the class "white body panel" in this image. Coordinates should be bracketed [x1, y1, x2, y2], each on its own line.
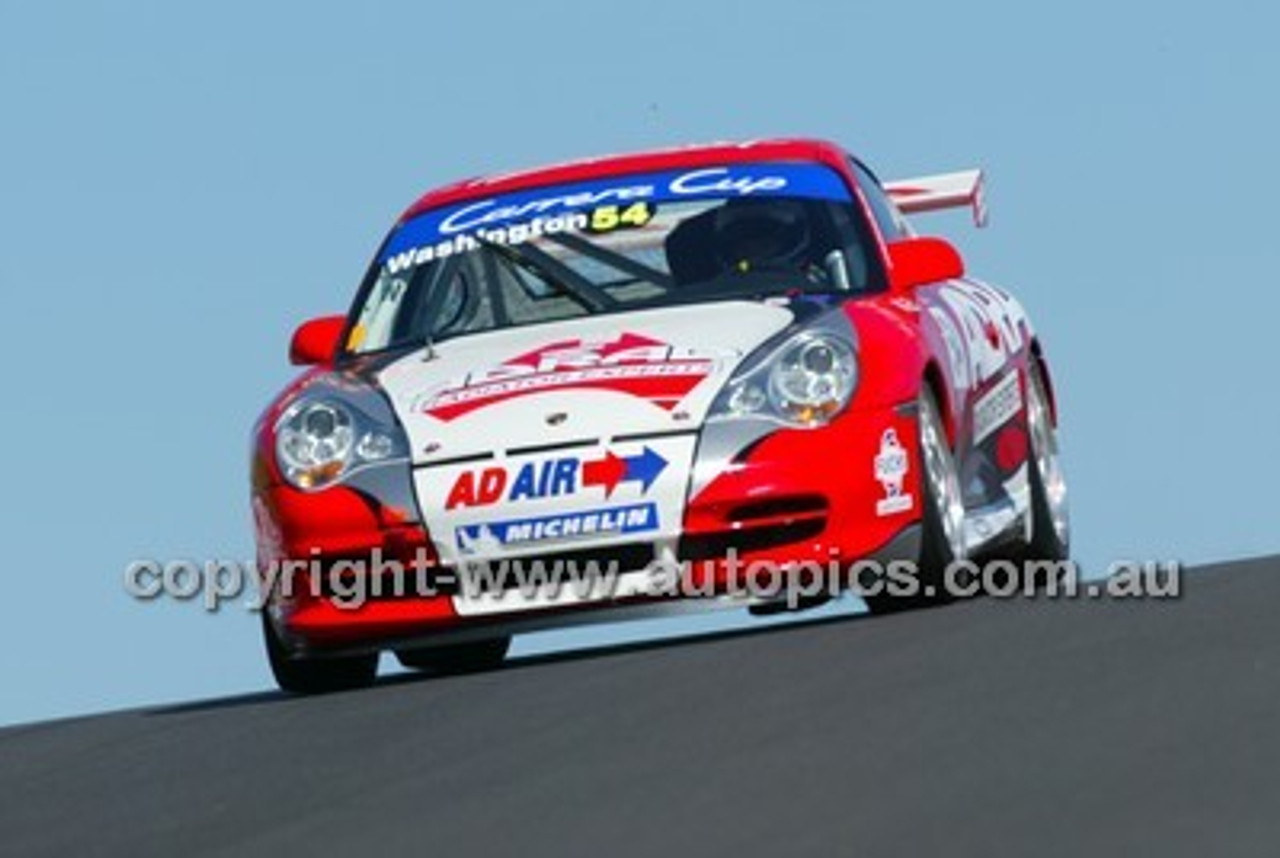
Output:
[377, 301, 792, 462]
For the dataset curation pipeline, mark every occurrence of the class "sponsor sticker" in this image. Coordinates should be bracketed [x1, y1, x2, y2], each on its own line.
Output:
[972, 371, 1022, 445]
[874, 428, 914, 516]
[456, 502, 660, 553]
[583, 201, 655, 234]
[445, 447, 668, 509]
[379, 162, 852, 271]
[421, 333, 723, 421]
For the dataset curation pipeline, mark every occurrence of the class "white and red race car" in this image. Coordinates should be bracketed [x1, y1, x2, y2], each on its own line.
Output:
[251, 139, 1069, 693]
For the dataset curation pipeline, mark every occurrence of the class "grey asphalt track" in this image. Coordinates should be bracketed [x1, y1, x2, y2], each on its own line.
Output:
[3, 556, 1278, 857]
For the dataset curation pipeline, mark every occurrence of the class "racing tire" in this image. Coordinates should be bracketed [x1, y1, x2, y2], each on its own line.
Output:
[1022, 359, 1071, 563]
[865, 386, 964, 614]
[263, 613, 378, 694]
[396, 636, 511, 675]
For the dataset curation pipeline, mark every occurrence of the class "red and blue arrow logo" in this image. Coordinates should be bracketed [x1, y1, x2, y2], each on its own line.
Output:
[581, 447, 668, 497]
[445, 446, 671, 509]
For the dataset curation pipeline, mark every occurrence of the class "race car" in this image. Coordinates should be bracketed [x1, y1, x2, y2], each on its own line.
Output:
[251, 139, 1070, 693]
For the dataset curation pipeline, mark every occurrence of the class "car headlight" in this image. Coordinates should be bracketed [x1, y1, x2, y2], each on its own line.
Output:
[275, 397, 408, 490]
[712, 332, 857, 427]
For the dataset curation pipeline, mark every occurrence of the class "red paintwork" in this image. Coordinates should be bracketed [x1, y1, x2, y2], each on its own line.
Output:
[289, 315, 345, 367]
[996, 422, 1029, 473]
[886, 237, 966, 292]
[682, 400, 922, 586]
[581, 452, 629, 497]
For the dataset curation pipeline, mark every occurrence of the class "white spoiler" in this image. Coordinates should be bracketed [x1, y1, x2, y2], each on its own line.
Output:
[884, 169, 988, 228]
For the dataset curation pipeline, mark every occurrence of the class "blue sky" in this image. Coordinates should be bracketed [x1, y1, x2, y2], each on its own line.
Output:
[2, 0, 1276, 726]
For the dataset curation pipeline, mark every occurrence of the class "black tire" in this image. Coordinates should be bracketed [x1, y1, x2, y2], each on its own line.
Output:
[865, 386, 962, 614]
[262, 613, 378, 694]
[1023, 360, 1070, 563]
[747, 594, 832, 617]
[395, 636, 511, 675]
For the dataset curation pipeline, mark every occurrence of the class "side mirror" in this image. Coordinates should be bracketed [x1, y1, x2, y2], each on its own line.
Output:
[289, 315, 346, 366]
[886, 237, 965, 292]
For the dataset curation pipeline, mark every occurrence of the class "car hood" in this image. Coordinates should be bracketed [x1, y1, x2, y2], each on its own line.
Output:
[376, 300, 795, 464]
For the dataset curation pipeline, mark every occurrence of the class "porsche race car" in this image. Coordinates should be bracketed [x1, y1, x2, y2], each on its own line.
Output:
[251, 139, 1070, 693]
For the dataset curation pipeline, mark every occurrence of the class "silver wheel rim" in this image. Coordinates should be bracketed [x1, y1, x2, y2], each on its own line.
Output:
[919, 393, 966, 561]
[1027, 368, 1070, 547]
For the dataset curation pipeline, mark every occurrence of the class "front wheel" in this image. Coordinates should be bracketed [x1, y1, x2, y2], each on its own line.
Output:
[262, 613, 378, 694]
[396, 637, 511, 675]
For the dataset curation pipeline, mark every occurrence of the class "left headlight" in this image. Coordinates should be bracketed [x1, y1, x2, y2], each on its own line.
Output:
[711, 331, 857, 428]
[275, 397, 408, 490]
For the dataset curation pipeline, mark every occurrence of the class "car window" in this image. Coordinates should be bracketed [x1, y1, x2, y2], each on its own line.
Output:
[344, 162, 888, 355]
[849, 159, 909, 241]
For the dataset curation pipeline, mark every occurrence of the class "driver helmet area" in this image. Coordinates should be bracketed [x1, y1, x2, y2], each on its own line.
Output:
[710, 198, 815, 275]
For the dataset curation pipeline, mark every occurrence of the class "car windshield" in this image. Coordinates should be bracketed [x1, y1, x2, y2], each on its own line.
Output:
[345, 162, 883, 355]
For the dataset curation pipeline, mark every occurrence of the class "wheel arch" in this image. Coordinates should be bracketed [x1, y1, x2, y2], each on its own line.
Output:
[921, 359, 957, 448]
[1028, 338, 1059, 426]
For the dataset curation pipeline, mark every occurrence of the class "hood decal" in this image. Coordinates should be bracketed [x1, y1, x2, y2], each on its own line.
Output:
[421, 332, 716, 421]
[377, 301, 797, 465]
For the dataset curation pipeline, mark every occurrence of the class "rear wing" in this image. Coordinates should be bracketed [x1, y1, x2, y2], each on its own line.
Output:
[884, 169, 988, 228]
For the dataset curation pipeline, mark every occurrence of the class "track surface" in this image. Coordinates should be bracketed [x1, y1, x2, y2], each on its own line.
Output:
[3, 557, 1278, 856]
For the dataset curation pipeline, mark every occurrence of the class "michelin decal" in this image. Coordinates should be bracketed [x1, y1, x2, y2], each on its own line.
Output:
[456, 503, 659, 554]
[447, 445, 669, 553]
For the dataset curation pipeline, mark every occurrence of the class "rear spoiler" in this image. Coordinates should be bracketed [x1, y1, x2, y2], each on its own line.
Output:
[884, 169, 988, 228]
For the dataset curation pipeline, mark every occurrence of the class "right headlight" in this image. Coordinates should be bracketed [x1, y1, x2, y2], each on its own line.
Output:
[711, 331, 857, 428]
[275, 397, 408, 490]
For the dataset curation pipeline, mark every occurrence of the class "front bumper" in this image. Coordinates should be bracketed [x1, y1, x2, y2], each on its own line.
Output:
[256, 401, 924, 656]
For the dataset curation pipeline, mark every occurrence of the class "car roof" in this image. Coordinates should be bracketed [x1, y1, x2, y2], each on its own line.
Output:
[399, 138, 854, 223]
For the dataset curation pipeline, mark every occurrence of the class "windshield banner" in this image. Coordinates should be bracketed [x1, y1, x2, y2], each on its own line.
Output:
[379, 162, 852, 268]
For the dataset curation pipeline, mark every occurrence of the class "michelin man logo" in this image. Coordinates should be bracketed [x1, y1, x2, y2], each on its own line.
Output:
[874, 428, 914, 516]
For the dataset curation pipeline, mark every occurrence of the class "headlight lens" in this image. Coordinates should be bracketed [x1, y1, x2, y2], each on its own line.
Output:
[275, 398, 406, 490]
[712, 332, 857, 427]
[769, 336, 857, 423]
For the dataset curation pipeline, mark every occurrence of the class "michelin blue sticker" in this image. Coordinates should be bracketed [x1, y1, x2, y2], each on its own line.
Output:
[381, 162, 852, 267]
[456, 502, 659, 553]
